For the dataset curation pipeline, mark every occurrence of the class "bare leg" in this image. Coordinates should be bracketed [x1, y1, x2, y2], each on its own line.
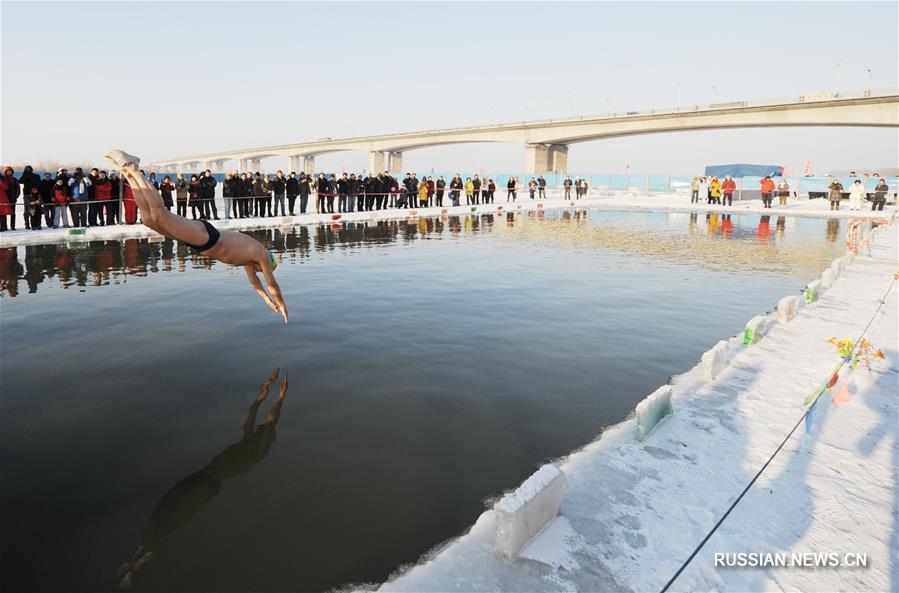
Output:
[123, 166, 209, 245]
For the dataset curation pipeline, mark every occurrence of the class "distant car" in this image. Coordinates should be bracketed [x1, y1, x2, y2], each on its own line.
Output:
[799, 91, 839, 103]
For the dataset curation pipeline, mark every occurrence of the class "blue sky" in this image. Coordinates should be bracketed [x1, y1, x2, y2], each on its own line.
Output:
[2, 1, 896, 174]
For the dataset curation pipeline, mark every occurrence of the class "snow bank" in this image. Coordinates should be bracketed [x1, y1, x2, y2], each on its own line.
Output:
[829, 257, 844, 278]
[776, 295, 800, 322]
[805, 279, 822, 303]
[494, 464, 565, 559]
[635, 385, 673, 441]
[701, 340, 728, 381]
[742, 315, 770, 345]
[820, 267, 836, 288]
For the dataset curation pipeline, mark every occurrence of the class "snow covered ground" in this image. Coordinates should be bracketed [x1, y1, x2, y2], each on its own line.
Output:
[0, 191, 893, 248]
[377, 219, 897, 592]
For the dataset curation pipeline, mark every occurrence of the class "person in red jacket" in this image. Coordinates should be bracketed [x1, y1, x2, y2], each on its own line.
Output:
[52, 178, 71, 227]
[123, 178, 139, 224]
[0, 174, 11, 231]
[93, 171, 113, 227]
[759, 176, 775, 208]
[721, 175, 737, 206]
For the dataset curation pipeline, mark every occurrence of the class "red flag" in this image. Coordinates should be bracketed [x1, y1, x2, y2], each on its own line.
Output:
[832, 382, 851, 404]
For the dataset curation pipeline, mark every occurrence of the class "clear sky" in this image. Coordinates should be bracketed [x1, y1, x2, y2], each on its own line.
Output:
[2, 1, 897, 175]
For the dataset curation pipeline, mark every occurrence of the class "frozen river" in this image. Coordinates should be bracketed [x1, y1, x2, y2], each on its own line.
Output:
[0, 210, 847, 592]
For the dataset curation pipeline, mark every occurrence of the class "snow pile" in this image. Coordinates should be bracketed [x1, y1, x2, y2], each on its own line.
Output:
[742, 315, 770, 345]
[777, 295, 799, 322]
[635, 385, 673, 441]
[805, 279, 822, 303]
[701, 340, 728, 380]
[494, 464, 565, 559]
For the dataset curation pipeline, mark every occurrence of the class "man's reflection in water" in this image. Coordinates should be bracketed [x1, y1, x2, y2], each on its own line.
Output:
[756, 215, 772, 242]
[116, 369, 289, 591]
[826, 218, 840, 243]
[720, 214, 733, 239]
[0, 247, 23, 296]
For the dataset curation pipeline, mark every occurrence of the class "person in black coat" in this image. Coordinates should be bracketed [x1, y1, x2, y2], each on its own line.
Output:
[315, 173, 328, 213]
[298, 173, 311, 214]
[108, 171, 121, 224]
[38, 173, 55, 227]
[336, 173, 350, 213]
[200, 170, 218, 220]
[286, 173, 300, 215]
[223, 173, 242, 219]
[241, 173, 253, 218]
[271, 171, 287, 216]
[19, 166, 41, 229]
[364, 175, 378, 211]
[450, 175, 463, 206]
[435, 176, 446, 207]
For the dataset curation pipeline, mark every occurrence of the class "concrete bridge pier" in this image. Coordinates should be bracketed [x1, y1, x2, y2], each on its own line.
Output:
[370, 151, 385, 173]
[212, 160, 225, 173]
[302, 156, 315, 173]
[526, 144, 551, 174]
[288, 155, 301, 173]
[388, 151, 403, 173]
[239, 159, 249, 172]
[249, 159, 261, 173]
[549, 144, 568, 174]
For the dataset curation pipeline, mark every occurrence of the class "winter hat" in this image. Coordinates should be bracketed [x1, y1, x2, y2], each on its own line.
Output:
[3, 167, 12, 175]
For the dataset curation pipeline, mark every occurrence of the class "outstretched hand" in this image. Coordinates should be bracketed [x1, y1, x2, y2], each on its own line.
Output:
[245, 264, 289, 324]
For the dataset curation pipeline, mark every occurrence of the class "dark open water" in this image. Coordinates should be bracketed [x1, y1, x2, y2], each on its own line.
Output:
[0, 210, 844, 592]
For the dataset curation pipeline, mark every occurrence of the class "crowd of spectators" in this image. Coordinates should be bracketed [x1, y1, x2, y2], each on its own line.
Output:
[7, 164, 888, 233]
[0, 166, 592, 231]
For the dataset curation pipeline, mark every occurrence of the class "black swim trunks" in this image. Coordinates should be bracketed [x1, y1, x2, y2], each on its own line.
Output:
[185, 219, 221, 253]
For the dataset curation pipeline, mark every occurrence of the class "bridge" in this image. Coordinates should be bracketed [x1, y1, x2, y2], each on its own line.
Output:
[151, 89, 899, 175]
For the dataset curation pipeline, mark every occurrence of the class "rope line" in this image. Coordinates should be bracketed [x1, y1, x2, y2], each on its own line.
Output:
[658, 262, 897, 593]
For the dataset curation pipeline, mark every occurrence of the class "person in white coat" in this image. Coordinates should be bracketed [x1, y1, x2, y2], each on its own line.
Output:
[848, 179, 866, 211]
[697, 176, 710, 204]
